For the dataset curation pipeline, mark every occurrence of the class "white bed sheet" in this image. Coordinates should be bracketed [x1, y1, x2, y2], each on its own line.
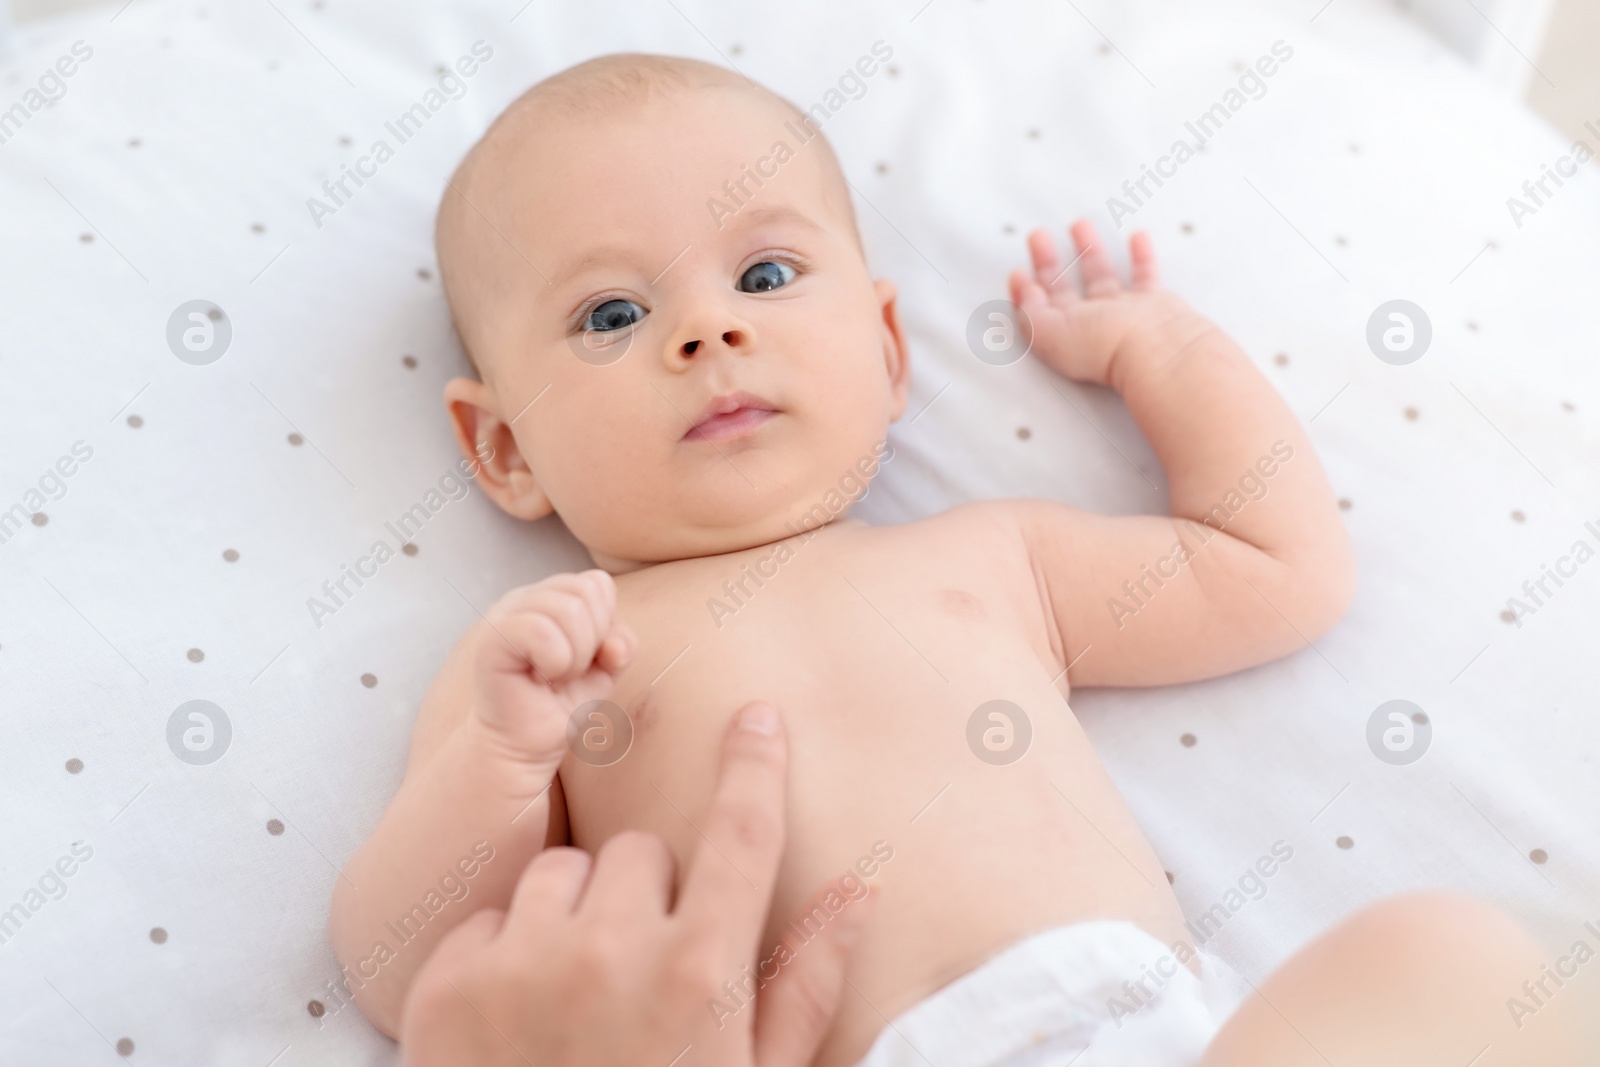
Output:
[1, 0, 1597, 1062]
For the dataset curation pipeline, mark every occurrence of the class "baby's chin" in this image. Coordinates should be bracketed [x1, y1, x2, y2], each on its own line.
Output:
[571, 428, 893, 570]
[580, 509, 846, 573]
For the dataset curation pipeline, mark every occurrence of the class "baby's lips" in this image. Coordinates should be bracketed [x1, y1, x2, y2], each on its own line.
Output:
[682, 389, 780, 441]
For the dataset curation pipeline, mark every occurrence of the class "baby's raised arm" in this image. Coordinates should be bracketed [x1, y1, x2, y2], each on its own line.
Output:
[328, 571, 634, 1036]
[1001, 221, 1355, 687]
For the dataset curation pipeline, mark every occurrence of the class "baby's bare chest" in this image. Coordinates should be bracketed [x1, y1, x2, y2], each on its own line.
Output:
[557, 521, 1064, 849]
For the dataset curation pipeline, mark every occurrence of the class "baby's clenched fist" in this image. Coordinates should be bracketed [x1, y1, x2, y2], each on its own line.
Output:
[471, 569, 636, 771]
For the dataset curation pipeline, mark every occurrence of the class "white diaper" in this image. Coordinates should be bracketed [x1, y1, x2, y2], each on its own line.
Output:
[854, 921, 1248, 1067]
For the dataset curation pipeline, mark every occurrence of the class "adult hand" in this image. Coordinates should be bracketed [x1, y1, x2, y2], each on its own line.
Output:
[400, 701, 869, 1067]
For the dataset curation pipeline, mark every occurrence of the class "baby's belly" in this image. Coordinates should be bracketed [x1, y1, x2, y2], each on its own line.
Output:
[561, 567, 1185, 1066]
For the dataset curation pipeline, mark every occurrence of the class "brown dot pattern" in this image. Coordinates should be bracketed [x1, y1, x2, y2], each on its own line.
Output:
[267, 819, 285, 836]
[417, 268, 433, 281]
[1466, 321, 1478, 332]
[308, 1000, 326, 1018]
[80, 233, 94, 243]
[1403, 406, 1419, 421]
[1338, 498, 1352, 511]
[1336, 835, 1354, 849]
[1016, 427, 1031, 441]
[1530, 848, 1548, 864]
[128, 138, 141, 148]
[875, 162, 889, 175]
[116, 1038, 133, 1056]
[149, 927, 167, 943]
[31, 512, 47, 527]
[251, 223, 265, 234]
[127, 415, 143, 428]
[401, 542, 418, 556]
[1273, 353, 1288, 366]
[1180, 733, 1196, 747]
[187, 648, 204, 663]
[1511, 510, 1525, 523]
[361, 673, 378, 688]
[1180, 222, 1194, 234]
[288, 433, 304, 446]
[66, 758, 83, 774]
[402, 355, 418, 369]
[223, 549, 239, 562]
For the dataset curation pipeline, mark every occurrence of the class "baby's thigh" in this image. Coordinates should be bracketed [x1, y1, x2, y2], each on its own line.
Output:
[1197, 892, 1593, 1067]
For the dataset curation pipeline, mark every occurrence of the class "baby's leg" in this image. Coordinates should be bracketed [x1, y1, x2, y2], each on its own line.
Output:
[1198, 893, 1594, 1066]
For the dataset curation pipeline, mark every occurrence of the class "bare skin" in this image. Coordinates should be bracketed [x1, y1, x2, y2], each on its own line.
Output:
[1198, 893, 1591, 1066]
[329, 57, 1374, 1066]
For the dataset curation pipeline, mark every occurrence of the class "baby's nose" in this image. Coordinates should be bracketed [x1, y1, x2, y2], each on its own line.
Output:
[680, 328, 747, 358]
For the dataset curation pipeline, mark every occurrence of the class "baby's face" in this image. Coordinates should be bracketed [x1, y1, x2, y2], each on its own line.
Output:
[455, 86, 909, 569]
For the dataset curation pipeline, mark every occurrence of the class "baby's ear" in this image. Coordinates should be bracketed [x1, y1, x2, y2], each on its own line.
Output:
[443, 378, 554, 521]
[874, 278, 912, 421]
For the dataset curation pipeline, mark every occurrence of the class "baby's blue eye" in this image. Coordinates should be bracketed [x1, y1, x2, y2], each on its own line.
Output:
[738, 261, 796, 293]
[586, 299, 645, 333]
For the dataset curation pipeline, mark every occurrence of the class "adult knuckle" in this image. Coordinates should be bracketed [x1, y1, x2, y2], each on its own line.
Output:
[721, 803, 778, 852]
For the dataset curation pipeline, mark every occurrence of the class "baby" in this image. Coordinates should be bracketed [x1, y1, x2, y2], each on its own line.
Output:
[330, 53, 1355, 1065]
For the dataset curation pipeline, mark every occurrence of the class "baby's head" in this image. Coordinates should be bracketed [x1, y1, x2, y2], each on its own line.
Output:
[437, 54, 909, 572]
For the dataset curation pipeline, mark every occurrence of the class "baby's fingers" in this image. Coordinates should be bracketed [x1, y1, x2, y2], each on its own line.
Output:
[478, 606, 576, 685]
[1008, 269, 1046, 316]
[1026, 229, 1075, 297]
[596, 623, 636, 675]
[1129, 231, 1160, 291]
[1069, 220, 1121, 297]
[485, 575, 614, 682]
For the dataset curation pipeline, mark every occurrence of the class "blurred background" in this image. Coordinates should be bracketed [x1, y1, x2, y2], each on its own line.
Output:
[10, 0, 1600, 143]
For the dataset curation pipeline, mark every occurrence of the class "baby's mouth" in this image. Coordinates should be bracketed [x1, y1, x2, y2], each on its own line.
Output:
[683, 391, 779, 443]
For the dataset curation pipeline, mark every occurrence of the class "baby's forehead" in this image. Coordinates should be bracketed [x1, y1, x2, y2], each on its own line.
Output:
[461, 78, 855, 250]
[483, 79, 812, 190]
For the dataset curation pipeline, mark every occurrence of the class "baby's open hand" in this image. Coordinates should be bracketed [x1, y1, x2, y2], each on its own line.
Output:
[471, 570, 635, 770]
[1008, 220, 1191, 388]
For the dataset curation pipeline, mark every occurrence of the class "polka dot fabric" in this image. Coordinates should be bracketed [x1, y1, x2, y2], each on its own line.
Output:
[0, 0, 1596, 1062]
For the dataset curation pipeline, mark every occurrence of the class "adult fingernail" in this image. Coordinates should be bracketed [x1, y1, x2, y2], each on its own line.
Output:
[739, 702, 778, 735]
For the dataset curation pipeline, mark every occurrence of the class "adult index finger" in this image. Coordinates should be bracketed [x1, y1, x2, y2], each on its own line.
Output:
[676, 702, 789, 954]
